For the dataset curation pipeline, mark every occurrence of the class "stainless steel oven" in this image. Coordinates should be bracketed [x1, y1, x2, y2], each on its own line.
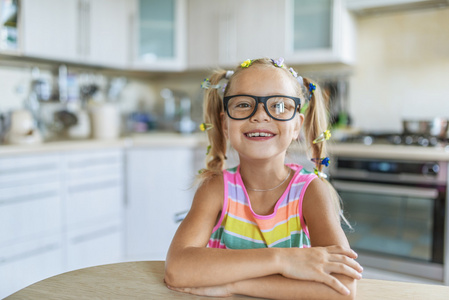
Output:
[330, 157, 446, 281]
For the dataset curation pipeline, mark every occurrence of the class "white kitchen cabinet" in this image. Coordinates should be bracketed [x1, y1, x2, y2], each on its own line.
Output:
[0, 148, 125, 298]
[0, 234, 64, 299]
[63, 149, 124, 269]
[284, 0, 356, 65]
[21, 0, 79, 62]
[130, 0, 187, 71]
[0, 153, 63, 299]
[126, 147, 194, 260]
[21, 0, 130, 68]
[0, 154, 62, 245]
[82, 0, 131, 68]
[66, 218, 123, 271]
[188, 0, 286, 69]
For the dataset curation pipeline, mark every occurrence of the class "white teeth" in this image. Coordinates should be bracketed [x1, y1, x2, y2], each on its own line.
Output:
[246, 132, 273, 137]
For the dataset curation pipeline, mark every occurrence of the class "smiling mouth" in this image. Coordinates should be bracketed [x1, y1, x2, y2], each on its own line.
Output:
[245, 132, 275, 137]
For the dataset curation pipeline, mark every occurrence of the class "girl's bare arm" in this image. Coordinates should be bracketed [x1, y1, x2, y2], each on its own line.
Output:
[165, 176, 362, 296]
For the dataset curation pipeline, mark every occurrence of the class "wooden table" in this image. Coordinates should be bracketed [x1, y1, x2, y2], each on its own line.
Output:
[5, 261, 449, 299]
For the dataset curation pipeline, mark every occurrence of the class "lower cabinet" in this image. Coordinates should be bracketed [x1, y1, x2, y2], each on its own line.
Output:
[0, 235, 64, 298]
[125, 147, 195, 260]
[0, 148, 125, 298]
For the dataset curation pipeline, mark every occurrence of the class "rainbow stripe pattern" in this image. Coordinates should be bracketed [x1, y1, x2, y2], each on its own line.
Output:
[208, 164, 316, 249]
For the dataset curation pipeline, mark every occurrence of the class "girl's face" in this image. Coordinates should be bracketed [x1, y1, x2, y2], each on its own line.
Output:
[222, 65, 304, 162]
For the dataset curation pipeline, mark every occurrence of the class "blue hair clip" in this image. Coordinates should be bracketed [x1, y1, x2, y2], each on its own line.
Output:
[308, 83, 316, 100]
[311, 157, 330, 167]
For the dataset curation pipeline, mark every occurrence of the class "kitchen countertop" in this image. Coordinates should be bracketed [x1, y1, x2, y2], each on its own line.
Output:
[1, 132, 448, 161]
[0, 132, 208, 157]
[6, 261, 449, 299]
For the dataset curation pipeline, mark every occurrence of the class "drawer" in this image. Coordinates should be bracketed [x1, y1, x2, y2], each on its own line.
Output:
[0, 234, 63, 298]
[66, 218, 123, 271]
[65, 182, 123, 227]
[0, 183, 62, 245]
[0, 154, 61, 188]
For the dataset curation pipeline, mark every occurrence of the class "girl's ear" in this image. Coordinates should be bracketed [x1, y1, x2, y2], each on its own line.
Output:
[293, 113, 304, 140]
[221, 112, 229, 138]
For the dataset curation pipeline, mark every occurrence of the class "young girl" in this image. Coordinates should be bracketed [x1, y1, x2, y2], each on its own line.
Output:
[165, 58, 363, 299]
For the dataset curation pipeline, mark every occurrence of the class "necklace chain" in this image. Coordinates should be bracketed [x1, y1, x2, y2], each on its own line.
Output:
[246, 168, 292, 192]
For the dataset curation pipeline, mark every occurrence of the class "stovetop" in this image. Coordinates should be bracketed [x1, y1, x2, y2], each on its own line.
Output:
[340, 132, 448, 148]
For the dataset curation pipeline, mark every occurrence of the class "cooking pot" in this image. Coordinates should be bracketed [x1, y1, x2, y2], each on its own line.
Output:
[402, 118, 448, 138]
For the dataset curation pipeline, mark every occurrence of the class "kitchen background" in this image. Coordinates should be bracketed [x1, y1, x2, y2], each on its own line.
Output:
[1, 0, 449, 298]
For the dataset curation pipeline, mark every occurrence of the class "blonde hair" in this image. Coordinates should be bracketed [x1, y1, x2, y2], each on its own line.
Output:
[198, 58, 348, 225]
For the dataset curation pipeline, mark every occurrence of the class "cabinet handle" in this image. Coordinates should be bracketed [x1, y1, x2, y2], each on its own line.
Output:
[68, 179, 120, 194]
[173, 210, 189, 223]
[85, 0, 91, 57]
[0, 190, 59, 206]
[0, 243, 59, 265]
[0, 163, 59, 175]
[70, 225, 120, 244]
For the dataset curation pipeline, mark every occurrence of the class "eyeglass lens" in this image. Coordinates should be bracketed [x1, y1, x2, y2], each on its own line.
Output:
[227, 96, 297, 120]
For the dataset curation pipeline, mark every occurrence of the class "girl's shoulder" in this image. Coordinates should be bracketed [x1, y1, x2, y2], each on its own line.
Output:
[195, 171, 225, 208]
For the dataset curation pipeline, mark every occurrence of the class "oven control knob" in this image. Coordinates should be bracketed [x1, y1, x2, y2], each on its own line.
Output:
[422, 163, 440, 175]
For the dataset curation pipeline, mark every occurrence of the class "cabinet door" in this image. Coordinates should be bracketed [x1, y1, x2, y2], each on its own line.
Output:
[63, 149, 124, 229]
[187, 0, 220, 69]
[126, 147, 194, 260]
[0, 235, 63, 299]
[21, 0, 79, 61]
[285, 0, 356, 64]
[86, 0, 131, 68]
[0, 154, 62, 245]
[131, 0, 187, 71]
[236, 0, 286, 64]
[66, 219, 123, 271]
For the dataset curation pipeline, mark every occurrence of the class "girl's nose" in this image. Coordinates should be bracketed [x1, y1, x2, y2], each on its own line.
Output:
[250, 103, 271, 122]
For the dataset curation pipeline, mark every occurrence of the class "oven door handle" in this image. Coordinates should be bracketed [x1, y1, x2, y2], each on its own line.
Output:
[332, 180, 439, 199]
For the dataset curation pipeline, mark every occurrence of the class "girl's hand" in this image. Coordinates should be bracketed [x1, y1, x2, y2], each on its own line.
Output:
[167, 283, 232, 298]
[280, 245, 363, 295]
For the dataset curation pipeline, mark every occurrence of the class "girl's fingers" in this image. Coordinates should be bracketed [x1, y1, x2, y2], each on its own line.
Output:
[330, 254, 364, 273]
[322, 275, 351, 296]
[327, 245, 358, 259]
[326, 262, 363, 280]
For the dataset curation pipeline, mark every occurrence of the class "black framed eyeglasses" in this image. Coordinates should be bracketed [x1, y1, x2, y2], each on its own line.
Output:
[223, 94, 301, 121]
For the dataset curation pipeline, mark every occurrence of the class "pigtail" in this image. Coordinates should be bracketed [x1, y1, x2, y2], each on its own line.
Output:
[303, 77, 351, 227]
[197, 69, 228, 183]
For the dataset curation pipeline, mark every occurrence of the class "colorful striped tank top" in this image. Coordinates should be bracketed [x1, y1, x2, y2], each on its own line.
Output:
[208, 164, 317, 249]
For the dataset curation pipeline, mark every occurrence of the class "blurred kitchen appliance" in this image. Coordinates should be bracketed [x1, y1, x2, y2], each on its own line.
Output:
[403, 118, 448, 139]
[330, 157, 446, 282]
[160, 88, 196, 133]
[89, 103, 120, 140]
[4, 109, 42, 144]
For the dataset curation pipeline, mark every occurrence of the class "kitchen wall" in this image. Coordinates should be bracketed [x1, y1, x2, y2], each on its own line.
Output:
[349, 7, 449, 132]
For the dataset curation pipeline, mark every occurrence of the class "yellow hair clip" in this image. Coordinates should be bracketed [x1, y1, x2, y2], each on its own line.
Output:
[314, 168, 328, 179]
[313, 130, 331, 144]
[199, 123, 214, 131]
[241, 59, 252, 68]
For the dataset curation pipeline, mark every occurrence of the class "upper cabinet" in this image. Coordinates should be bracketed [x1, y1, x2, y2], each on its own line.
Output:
[284, 0, 356, 65]
[188, 0, 286, 69]
[20, 0, 131, 68]
[21, 0, 79, 62]
[188, 0, 355, 70]
[130, 0, 187, 71]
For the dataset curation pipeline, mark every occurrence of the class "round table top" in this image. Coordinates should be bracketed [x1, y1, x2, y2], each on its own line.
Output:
[5, 261, 449, 299]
